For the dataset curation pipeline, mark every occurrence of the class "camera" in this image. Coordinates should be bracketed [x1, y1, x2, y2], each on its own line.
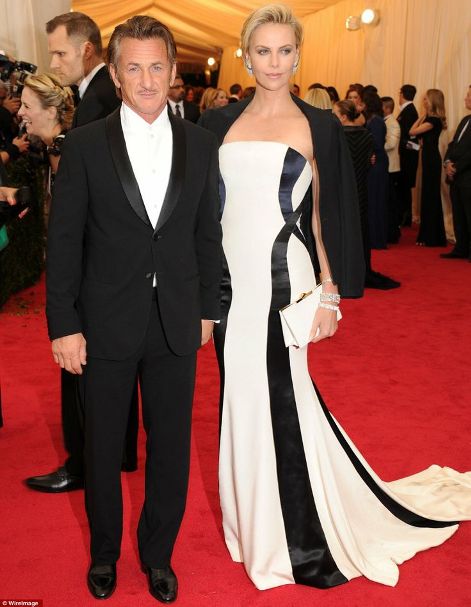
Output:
[0, 54, 37, 97]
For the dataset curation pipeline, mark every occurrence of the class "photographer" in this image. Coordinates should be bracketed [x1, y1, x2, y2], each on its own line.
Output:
[0, 81, 29, 165]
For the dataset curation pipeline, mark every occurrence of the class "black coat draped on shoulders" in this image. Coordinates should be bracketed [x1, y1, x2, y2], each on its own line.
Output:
[198, 95, 365, 298]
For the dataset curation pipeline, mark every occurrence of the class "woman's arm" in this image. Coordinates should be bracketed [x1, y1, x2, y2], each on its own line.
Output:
[410, 115, 433, 136]
[309, 159, 340, 343]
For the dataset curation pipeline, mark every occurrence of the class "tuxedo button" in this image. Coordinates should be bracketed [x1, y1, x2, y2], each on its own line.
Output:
[153, 234, 162, 241]
[145, 272, 153, 279]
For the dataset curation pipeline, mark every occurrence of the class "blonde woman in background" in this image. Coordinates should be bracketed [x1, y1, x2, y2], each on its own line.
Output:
[304, 86, 332, 110]
[18, 73, 74, 178]
[410, 88, 447, 246]
[199, 87, 228, 113]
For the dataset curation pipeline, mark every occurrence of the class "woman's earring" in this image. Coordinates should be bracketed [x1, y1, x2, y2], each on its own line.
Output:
[292, 62, 299, 74]
[246, 63, 253, 75]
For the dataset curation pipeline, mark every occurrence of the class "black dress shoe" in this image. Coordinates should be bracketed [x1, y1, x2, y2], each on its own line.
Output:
[440, 251, 467, 259]
[144, 566, 178, 603]
[87, 564, 116, 599]
[24, 466, 84, 493]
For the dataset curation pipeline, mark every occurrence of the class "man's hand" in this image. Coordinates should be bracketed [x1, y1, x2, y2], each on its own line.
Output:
[51, 333, 87, 374]
[201, 320, 214, 346]
[0, 186, 28, 219]
[445, 162, 456, 179]
[3, 96, 20, 115]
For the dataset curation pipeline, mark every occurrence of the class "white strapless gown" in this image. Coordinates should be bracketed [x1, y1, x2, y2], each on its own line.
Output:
[214, 141, 471, 590]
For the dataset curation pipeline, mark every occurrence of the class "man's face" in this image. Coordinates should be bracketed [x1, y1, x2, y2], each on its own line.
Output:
[110, 37, 175, 124]
[48, 25, 85, 86]
[168, 77, 185, 102]
[465, 88, 471, 112]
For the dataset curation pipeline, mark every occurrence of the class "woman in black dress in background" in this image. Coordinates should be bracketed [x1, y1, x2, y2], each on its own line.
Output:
[334, 100, 399, 289]
[364, 92, 389, 249]
[410, 89, 447, 246]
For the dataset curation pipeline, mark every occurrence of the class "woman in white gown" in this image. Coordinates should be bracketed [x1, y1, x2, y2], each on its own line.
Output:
[200, 3, 470, 592]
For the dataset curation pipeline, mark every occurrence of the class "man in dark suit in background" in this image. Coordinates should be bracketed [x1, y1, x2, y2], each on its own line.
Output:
[397, 84, 419, 227]
[25, 11, 138, 494]
[46, 16, 221, 601]
[167, 73, 200, 122]
[442, 86, 471, 261]
[228, 83, 242, 103]
[47, 12, 120, 127]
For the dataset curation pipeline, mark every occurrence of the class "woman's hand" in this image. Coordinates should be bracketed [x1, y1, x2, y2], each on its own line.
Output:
[12, 133, 30, 154]
[309, 306, 338, 343]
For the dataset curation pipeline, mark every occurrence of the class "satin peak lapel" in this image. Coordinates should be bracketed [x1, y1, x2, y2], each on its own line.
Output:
[105, 108, 151, 226]
[155, 111, 186, 233]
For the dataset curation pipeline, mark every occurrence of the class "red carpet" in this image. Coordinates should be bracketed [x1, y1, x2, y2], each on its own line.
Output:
[1, 226, 470, 607]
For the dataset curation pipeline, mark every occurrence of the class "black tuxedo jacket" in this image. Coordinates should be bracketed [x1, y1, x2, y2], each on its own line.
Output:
[198, 95, 365, 298]
[445, 115, 471, 186]
[397, 102, 419, 185]
[183, 101, 200, 123]
[72, 65, 120, 128]
[46, 107, 222, 359]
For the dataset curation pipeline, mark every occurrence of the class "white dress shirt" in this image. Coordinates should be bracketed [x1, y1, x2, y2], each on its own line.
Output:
[457, 117, 470, 142]
[78, 62, 106, 99]
[398, 100, 413, 112]
[120, 102, 172, 229]
[168, 98, 184, 118]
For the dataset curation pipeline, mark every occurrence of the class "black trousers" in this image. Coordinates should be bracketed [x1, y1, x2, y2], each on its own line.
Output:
[387, 171, 401, 243]
[397, 173, 413, 227]
[61, 370, 138, 476]
[81, 297, 196, 567]
[450, 181, 471, 257]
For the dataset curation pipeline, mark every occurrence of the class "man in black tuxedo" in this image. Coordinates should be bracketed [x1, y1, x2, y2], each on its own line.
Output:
[228, 83, 242, 103]
[397, 84, 419, 226]
[442, 86, 471, 261]
[25, 12, 138, 494]
[167, 73, 200, 122]
[46, 16, 221, 602]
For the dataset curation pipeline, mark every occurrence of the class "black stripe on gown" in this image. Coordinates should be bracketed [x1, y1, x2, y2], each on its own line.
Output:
[214, 175, 231, 435]
[313, 382, 458, 529]
[267, 148, 348, 588]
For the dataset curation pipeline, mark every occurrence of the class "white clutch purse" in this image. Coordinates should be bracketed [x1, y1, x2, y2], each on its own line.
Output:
[279, 285, 342, 348]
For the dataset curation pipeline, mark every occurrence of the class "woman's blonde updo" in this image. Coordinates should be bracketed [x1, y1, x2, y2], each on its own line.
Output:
[240, 4, 303, 56]
[23, 73, 75, 130]
[304, 87, 332, 110]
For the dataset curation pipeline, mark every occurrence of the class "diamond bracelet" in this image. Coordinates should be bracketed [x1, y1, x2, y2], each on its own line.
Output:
[318, 302, 340, 312]
[320, 292, 341, 304]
